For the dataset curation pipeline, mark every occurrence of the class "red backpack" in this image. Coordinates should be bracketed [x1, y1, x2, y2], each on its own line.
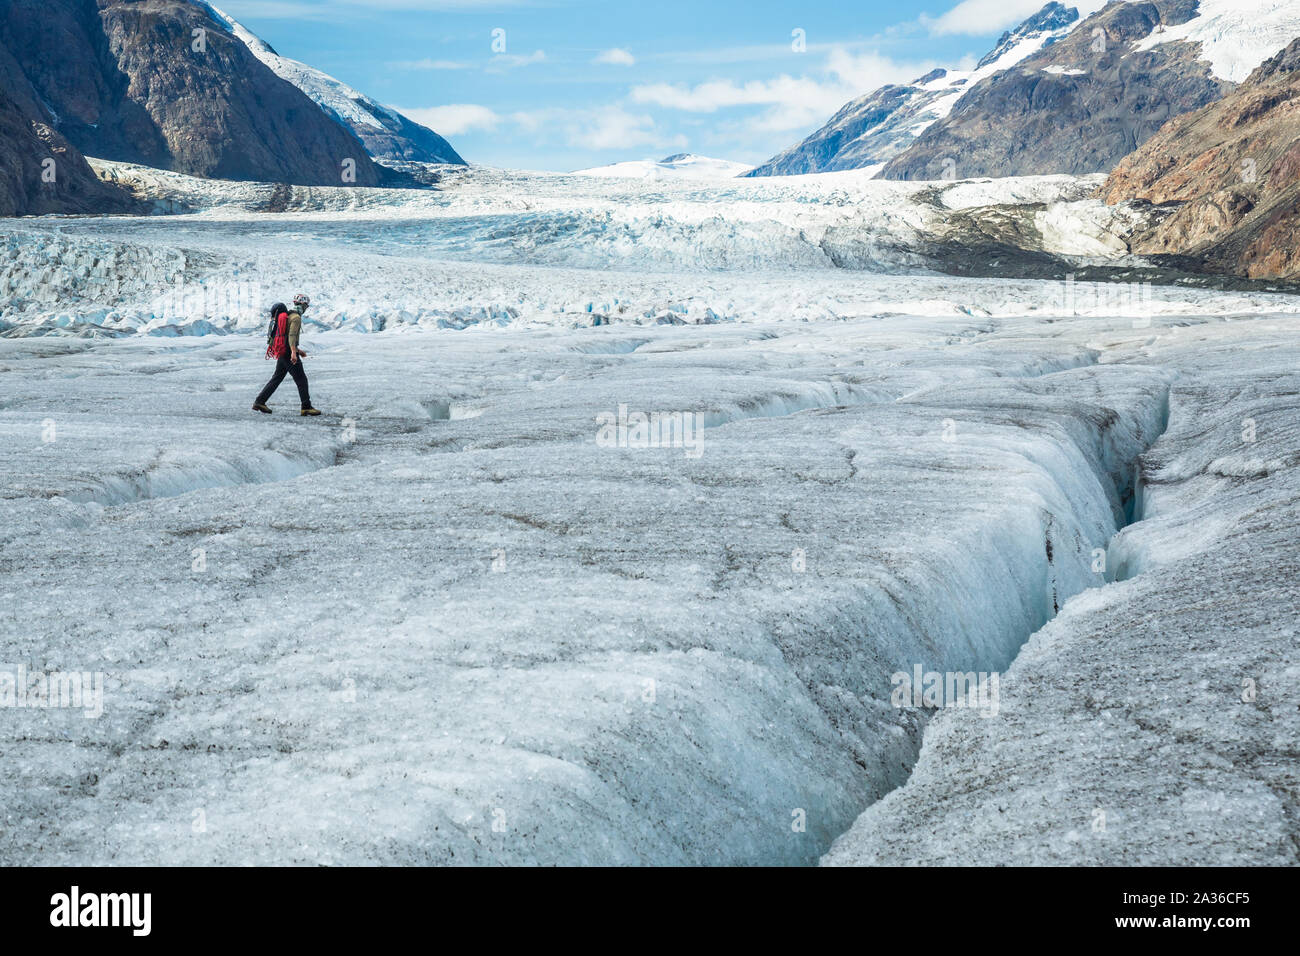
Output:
[265, 303, 289, 359]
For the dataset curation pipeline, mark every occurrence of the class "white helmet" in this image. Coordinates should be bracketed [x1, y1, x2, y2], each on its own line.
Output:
[293, 293, 311, 311]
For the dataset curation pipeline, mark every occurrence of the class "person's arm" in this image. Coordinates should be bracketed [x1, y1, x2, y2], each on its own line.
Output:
[288, 312, 303, 362]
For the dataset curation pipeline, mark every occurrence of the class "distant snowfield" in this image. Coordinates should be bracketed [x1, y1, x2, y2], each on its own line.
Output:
[1, 162, 1297, 866]
[572, 153, 753, 180]
[1136, 0, 1300, 82]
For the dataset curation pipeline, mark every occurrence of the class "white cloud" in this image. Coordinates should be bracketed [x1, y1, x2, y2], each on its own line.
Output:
[594, 48, 636, 67]
[569, 107, 665, 150]
[826, 49, 959, 92]
[488, 49, 547, 70]
[397, 50, 548, 73]
[511, 105, 680, 152]
[400, 104, 501, 135]
[922, 0, 1109, 36]
[395, 102, 680, 153]
[630, 49, 940, 132]
[397, 58, 469, 70]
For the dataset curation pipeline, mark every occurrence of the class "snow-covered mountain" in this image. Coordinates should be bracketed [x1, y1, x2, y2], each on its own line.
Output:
[880, 0, 1300, 181]
[573, 153, 752, 180]
[746, 2, 1085, 177]
[200, 3, 464, 166]
[753, 0, 1300, 182]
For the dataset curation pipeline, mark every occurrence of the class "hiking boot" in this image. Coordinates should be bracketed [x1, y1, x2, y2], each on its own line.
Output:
[300, 407, 322, 416]
[253, 403, 272, 414]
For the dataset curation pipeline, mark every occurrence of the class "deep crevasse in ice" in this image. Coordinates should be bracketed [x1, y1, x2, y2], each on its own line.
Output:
[0, 318, 1187, 864]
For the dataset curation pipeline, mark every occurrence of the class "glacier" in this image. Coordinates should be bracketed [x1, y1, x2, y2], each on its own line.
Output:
[0, 164, 1296, 866]
[4, 163, 1294, 341]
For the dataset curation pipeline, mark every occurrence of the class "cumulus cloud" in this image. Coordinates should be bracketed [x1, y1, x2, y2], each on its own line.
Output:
[400, 104, 501, 135]
[398, 102, 678, 153]
[569, 107, 667, 150]
[396, 58, 469, 70]
[594, 48, 637, 66]
[398, 50, 547, 73]
[488, 49, 547, 70]
[630, 49, 941, 132]
[512, 105, 678, 151]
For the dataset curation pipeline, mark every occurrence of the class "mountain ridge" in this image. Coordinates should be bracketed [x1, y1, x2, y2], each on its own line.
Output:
[745, 3, 1084, 178]
[877, 0, 1231, 180]
[750, 0, 1300, 182]
[0, 0, 390, 187]
[199, 3, 465, 166]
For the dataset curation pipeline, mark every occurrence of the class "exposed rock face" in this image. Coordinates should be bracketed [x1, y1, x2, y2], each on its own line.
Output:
[0, 16, 138, 216]
[0, 0, 384, 187]
[746, 83, 921, 177]
[746, 3, 1082, 178]
[0, 86, 138, 215]
[879, 0, 1231, 180]
[1103, 38, 1300, 279]
[200, 3, 464, 166]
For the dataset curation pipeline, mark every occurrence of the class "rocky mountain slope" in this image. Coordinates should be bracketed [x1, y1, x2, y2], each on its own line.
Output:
[0, 17, 138, 216]
[0, 0, 387, 188]
[1102, 37, 1300, 279]
[879, 0, 1232, 180]
[752, 1, 1300, 183]
[0, 86, 138, 216]
[746, 3, 1083, 178]
[200, 3, 464, 166]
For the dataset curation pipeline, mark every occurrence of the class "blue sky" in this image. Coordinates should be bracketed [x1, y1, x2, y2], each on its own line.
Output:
[215, 0, 1071, 171]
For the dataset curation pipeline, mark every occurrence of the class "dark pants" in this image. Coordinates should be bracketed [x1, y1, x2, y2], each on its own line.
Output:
[256, 355, 312, 409]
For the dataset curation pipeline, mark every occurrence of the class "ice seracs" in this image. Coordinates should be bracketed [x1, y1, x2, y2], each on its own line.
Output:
[13, 160, 1291, 340]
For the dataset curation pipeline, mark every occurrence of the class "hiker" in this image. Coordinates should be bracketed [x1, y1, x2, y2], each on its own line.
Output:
[253, 294, 321, 416]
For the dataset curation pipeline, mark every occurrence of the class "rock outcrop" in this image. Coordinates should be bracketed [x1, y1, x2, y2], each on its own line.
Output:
[0, 0, 385, 187]
[0, 85, 139, 216]
[0, 15, 138, 216]
[1102, 38, 1300, 279]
